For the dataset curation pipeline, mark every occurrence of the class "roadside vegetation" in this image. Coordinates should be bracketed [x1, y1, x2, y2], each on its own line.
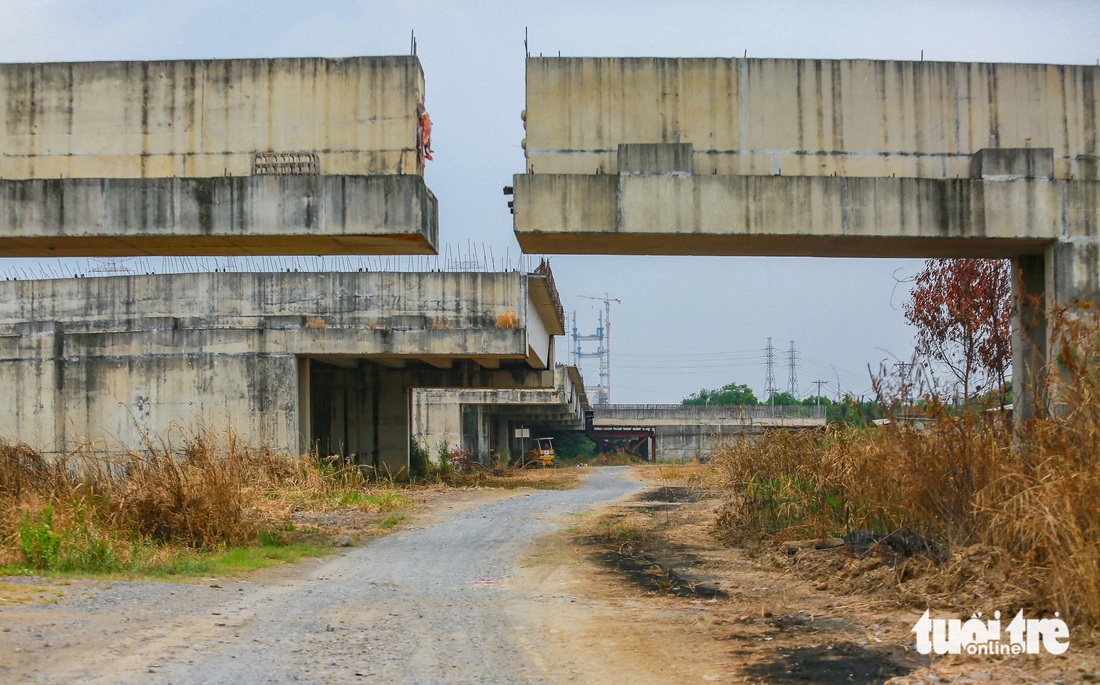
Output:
[0, 430, 418, 577]
[708, 258, 1100, 627]
[1, 430, 589, 578]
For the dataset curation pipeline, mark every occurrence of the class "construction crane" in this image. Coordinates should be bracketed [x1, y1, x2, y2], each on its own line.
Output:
[577, 293, 621, 405]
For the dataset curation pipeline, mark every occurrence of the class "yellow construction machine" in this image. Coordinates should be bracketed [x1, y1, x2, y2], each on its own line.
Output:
[522, 437, 557, 468]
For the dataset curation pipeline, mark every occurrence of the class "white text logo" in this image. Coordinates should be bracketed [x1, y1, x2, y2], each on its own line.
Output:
[912, 609, 1069, 655]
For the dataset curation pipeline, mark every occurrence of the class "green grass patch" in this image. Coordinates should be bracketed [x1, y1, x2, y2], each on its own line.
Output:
[378, 512, 407, 530]
[0, 535, 332, 581]
[167, 540, 331, 577]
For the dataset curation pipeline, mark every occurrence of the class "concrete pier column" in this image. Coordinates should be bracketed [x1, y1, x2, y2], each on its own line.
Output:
[1015, 237, 1100, 421]
[376, 367, 412, 477]
[296, 357, 312, 456]
[1012, 253, 1049, 421]
[1048, 238, 1100, 410]
[495, 417, 511, 462]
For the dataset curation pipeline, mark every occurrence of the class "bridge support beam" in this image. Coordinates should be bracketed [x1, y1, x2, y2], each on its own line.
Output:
[514, 57, 1100, 417]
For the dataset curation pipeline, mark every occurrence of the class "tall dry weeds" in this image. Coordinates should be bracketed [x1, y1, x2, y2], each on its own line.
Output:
[0, 427, 397, 571]
[711, 310, 1100, 625]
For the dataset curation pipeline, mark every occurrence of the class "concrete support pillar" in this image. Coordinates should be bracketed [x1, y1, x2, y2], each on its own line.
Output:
[376, 367, 412, 477]
[296, 356, 311, 456]
[495, 417, 511, 462]
[1049, 239, 1100, 411]
[1012, 253, 1049, 421]
[460, 405, 480, 456]
[479, 411, 490, 459]
[1015, 239, 1100, 421]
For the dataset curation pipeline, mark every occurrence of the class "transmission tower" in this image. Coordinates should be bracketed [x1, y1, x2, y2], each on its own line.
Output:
[572, 310, 607, 403]
[569, 311, 578, 367]
[576, 293, 621, 405]
[764, 337, 779, 402]
[787, 340, 799, 397]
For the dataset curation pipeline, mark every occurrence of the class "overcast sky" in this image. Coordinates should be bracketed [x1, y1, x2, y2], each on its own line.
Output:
[2, 0, 1098, 404]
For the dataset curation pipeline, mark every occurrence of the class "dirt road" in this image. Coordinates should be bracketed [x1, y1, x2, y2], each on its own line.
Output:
[2, 466, 644, 684]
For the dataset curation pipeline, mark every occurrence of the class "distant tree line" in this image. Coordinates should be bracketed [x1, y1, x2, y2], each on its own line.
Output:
[682, 382, 831, 408]
[682, 383, 886, 425]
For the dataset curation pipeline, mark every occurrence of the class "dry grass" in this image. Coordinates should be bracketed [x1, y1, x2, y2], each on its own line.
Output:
[443, 469, 583, 490]
[495, 311, 521, 329]
[0, 428, 409, 572]
[1, 428, 587, 574]
[710, 312, 1100, 626]
[635, 463, 708, 484]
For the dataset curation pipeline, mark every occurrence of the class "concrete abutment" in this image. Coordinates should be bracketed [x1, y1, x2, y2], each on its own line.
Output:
[0, 271, 564, 474]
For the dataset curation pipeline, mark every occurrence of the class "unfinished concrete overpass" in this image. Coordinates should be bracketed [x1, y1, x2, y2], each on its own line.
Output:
[512, 57, 1100, 417]
[0, 269, 564, 474]
[412, 364, 588, 461]
[0, 56, 437, 256]
[589, 404, 826, 462]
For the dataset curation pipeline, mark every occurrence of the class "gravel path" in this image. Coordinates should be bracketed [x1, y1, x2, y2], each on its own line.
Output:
[10, 466, 644, 684]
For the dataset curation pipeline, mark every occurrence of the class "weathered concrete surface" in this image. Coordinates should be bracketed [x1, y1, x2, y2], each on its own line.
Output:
[1, 56, 425, 179]
[0, 56, 438, 255]
[513, 57, 1100, 417]
[0, 271, 564, 473]
[591, 404, 826, 462]
[412, 364, 588, 460]
[0, 175, 437, 256]
[514, 172, 1072, 258]
[515, 57, 1099, 256]
[522, 58, 1100, 179]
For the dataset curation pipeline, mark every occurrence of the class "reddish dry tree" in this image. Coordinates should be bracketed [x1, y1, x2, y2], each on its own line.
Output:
[904, 259, 1012, 406]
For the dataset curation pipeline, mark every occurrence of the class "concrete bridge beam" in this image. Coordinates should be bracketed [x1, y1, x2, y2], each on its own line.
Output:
[513, 57, 1100, 417]
[0, 56, 439, 256]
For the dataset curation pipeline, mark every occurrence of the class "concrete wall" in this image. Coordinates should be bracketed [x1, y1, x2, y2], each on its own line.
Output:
[525, 57, 1100, 180]
[517, 58, 1099, 258]
[0, 271, 562, 471]
[1, 56, 425, 179]
[592, 403, 826, 427]
[649, 425, 740, 463]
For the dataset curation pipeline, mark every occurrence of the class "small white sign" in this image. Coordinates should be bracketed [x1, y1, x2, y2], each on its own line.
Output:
[514, 428, 530, 438]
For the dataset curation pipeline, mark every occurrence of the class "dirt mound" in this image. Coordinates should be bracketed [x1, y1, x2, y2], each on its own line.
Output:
[773, 541, 1034, 616]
